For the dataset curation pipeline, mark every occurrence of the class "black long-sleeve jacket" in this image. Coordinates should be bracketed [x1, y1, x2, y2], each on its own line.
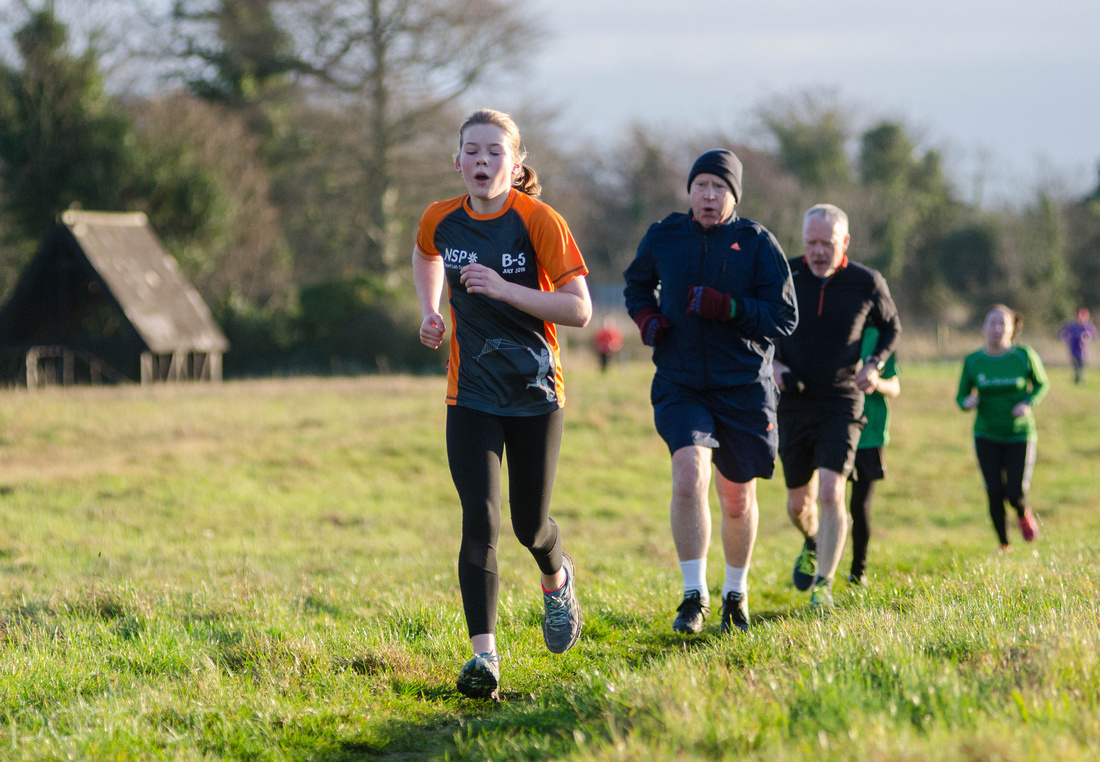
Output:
[623, 212, 798, 389]
[775, 255, 901, 401]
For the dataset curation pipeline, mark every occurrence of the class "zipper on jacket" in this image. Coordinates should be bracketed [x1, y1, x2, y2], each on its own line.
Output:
[817, 273, 836, 316]
[697, 233, 710, 386]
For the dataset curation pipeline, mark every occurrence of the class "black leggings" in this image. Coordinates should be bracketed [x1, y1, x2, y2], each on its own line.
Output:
[849, 480, 875, 579]
[446, 405, 565, 637]
[974, 438, 1035, 545]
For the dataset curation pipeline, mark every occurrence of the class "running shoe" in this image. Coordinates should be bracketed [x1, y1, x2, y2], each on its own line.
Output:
[672, 589, 709, 634]
[847, 572, 866, 587]
[1019, 509, 1039, 542]
[809, 579, 834, 612]
[720, 591, 749, 633]
[456, 652, 501, 700]
[543, 553, 582, 654]
[792, 540, 817, 591]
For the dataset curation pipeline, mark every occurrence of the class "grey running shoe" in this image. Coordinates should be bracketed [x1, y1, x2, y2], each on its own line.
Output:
[848, 572, 866, 587]
[720, 591, 749, 633]
[456, 652, 501, 700]
[543, 553, 582, 654]
[672, 590, 710, 634]
[792, 540, 817, 591]
[809, 579, 834, 612]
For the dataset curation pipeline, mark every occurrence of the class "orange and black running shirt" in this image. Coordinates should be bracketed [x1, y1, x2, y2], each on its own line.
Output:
[416, 189, 588, 416]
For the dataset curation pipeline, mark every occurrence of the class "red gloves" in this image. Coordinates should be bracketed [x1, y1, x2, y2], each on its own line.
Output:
[686, 286, 736, 320]
[636, 287, 737, 347]
[634, 306, 671, 346]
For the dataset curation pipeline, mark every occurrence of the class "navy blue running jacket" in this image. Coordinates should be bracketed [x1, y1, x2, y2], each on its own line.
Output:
[624, 212, 798, 390]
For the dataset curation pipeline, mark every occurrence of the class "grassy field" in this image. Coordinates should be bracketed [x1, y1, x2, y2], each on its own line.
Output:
[0, 358, 1097, 760]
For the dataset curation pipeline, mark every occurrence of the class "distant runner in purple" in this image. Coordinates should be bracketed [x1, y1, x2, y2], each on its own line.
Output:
[1059, 308, 1097, 384]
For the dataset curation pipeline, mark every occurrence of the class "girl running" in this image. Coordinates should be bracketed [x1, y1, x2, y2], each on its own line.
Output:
[412, 109, 591, 700]
[957, 304, 1048, 552]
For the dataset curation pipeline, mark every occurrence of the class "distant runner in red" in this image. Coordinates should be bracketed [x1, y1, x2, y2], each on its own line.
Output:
[412, 109, 591, 700]
[593, 317, 624, 372]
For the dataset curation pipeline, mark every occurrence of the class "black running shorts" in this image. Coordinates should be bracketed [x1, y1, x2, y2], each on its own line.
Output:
[849, 446, 886, 483]
[777, 396, 864, 488]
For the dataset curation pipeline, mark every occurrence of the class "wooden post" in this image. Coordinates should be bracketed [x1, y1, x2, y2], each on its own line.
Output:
[26, 348, 38, 390]
[63, 348, 74, 386]
[209, 351, 223, 383]
[168, 350, 185, 381]
[141, 352, 153, 385]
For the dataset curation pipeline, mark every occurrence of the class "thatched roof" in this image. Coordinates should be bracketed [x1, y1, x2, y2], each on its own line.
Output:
[56, 210, 228, 354]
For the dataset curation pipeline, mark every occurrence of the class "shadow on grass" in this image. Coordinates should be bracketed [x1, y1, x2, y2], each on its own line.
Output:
[311, 606, 809, 760]
[315, 690, 589, 761]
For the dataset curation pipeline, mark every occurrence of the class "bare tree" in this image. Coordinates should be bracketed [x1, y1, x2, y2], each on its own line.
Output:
[164, 0, 541, 278]
[294, 0, 540, 275]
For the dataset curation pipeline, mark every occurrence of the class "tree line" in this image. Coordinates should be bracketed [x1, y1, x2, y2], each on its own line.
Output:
[1, 1, 1097, 375]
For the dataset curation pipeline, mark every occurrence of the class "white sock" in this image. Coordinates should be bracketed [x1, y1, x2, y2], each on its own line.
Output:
[721, 564, 748, 598]
[679, 558, 708, 600]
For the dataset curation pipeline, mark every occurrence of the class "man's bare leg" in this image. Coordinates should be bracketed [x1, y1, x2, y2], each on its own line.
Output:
[669, 446, 713, 632]
[814, 468, 848, 583]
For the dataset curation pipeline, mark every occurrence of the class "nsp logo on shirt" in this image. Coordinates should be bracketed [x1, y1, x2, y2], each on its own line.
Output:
[443, 247, 477, 266]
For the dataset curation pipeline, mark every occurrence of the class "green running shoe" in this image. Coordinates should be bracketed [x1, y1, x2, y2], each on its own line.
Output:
[792, 540, 817, 591]
[809, 579, 834, 612]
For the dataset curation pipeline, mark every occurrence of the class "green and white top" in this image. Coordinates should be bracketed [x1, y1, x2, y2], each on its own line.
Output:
[956, 344, 1049, 442]
[857, 327, 898, 449]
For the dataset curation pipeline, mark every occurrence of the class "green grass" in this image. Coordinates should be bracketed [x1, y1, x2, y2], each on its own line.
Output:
[0, 361, 1097, 760]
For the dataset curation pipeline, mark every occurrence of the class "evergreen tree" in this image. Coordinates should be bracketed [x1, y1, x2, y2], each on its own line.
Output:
[0, 10, 141, 245]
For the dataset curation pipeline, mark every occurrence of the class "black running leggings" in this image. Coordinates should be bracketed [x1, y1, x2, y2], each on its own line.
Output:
[974, 438, 1035, 546]
[849, 480, 875, 579]
[446, 405, 565, 637]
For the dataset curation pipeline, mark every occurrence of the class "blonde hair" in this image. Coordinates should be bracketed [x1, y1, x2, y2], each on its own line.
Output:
[803, 203, 849, 238]
[457, 109, 541, 197]
[986, 303, 1023, 336]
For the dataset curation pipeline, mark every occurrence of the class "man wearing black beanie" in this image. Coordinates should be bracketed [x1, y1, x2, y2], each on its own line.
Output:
[687, 148, 743, 205]
[624, 149, 798, 635]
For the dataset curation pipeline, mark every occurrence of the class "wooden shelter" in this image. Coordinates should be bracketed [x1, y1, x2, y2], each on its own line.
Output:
[0, 210, 228, 387]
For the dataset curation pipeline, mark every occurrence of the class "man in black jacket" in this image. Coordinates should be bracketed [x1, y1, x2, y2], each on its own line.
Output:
[624, 149, 798, 634]
[773, 203, 901, 610]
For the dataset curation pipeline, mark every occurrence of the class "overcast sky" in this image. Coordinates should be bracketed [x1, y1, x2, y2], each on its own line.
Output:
[477, 0, 1099, 204]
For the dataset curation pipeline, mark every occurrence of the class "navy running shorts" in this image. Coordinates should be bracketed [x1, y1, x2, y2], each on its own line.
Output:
[777, 396, 864, 488]
[651, 374, 777, 483]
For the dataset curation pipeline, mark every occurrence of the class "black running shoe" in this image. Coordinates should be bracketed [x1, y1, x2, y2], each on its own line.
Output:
[720, 591, 749, 633]
[792, 540, 817, 591]
[456, 653, 501, 700]
[672, 590, 709, 634]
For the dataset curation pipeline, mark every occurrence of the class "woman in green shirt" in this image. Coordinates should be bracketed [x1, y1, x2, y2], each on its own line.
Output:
[848, 327, 900, 585]
[957, 304, 1049, 552]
